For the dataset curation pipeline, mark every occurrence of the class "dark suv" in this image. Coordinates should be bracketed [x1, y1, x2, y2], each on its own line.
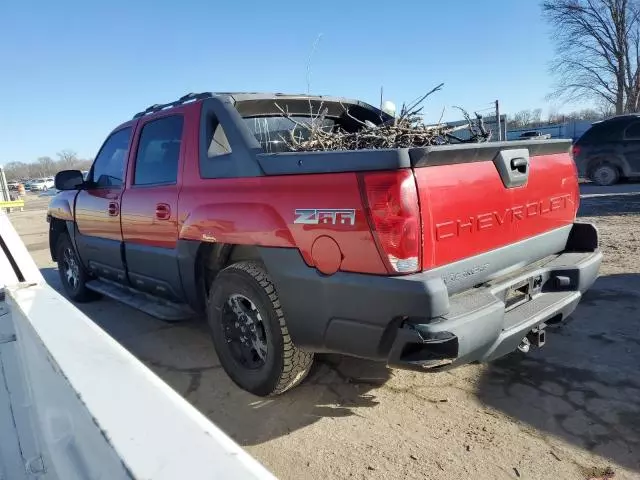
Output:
[573, 115, 640, 185]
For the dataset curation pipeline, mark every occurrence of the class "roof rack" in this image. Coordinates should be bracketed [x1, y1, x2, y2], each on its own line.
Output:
[132, 92, 214, 119]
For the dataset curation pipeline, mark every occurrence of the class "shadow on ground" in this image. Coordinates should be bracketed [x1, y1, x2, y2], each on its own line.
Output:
[42, 263, 640, 467]
[476, 274, 640, 472]
[579, 193, 640, 216]
[40, 267, 390, 445]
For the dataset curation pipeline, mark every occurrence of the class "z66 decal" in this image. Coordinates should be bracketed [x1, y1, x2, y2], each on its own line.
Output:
[294, 209, 356, 226]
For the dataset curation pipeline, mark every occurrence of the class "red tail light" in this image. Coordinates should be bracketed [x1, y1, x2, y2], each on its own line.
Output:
[572, 144, 581, 157]
[359, 170, 421, 274]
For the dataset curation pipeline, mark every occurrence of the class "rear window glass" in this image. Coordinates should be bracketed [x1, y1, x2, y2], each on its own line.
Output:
[243, 116, 336, 153]
[579, 121, 625, 143]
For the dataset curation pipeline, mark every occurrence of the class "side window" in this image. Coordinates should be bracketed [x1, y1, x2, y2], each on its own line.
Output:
[207, 122, 232, 157]
[91, 127, 132, 188]
[134, 115, 184, 185]
[625, 122, 640, 139]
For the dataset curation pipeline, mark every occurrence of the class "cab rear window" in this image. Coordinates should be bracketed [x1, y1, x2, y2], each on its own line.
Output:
[243, 116, 336, 153]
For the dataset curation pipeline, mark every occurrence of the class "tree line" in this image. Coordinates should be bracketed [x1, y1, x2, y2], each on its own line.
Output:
[508, 107, 608, 129]
[2, 150, 93, 181]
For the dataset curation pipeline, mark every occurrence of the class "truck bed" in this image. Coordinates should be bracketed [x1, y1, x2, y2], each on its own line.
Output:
[255, 140, 569, 175]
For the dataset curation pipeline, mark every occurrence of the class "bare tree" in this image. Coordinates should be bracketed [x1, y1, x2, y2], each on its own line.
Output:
[2, 162, 31, 180]
[547, 106, 561, 124]
[573, 107, 602, 119]
[595, 97, 617, 116]
[56, 149, 78, 169]
[511, 110, 533, 128]
[33, 157, 55, 177]
[543, 0, 640, 114]
[74, 159, 93, 171]
[531, 108, 543, 126]
[3, 153, 94, 181]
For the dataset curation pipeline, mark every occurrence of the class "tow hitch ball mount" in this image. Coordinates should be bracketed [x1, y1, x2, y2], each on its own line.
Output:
[517, 324, 547, 353]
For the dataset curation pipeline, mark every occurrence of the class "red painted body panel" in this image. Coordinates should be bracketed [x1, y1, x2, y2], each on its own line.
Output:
[178, 174, 387, 274]
[121, 185, 179, 249]
[414, 153, 579, 269]
[74, 188, 123, 242]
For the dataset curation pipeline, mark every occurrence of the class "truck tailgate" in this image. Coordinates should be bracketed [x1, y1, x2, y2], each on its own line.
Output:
[410, 140, 578, 276]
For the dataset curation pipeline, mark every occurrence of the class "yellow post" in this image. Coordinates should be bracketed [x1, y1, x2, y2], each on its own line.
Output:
[0, 199, 25, 212]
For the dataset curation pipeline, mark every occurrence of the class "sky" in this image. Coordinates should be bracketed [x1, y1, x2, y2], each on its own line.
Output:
[0, 0, 565, 164]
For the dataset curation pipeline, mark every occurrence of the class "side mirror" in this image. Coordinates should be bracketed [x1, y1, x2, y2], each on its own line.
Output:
[55, 170, 84, 191]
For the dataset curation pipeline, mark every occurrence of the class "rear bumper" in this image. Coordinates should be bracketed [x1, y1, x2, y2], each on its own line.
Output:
[259, 223, 601, 370]
[387, 249, 601, 369]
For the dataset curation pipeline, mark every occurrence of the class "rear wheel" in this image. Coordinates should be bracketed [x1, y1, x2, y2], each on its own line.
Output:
[56, 235, 94, 302]
[207, 261, 314, 396]
[589, 162, 620, 186]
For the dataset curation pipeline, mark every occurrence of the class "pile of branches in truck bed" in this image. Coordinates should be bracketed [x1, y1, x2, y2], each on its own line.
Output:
[275, 84, 491, 152]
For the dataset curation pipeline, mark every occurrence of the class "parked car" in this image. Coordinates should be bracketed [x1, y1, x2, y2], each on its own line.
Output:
[573, 114, 640, 185]
[518, 131, 552, 140]
[30, 177, 54, 192]
[48, 92, 601, 396]
[7, 181, 20, 191]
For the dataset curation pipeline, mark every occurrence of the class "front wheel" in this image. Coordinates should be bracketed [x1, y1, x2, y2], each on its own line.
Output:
[56, 235, 94, 302]
[207, 261, 314, 396]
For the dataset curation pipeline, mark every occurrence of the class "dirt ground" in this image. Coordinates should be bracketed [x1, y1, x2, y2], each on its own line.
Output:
[7, 187, 640, 480]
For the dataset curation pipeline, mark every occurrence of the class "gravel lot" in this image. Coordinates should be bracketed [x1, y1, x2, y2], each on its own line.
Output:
[7, 187, 640, 480]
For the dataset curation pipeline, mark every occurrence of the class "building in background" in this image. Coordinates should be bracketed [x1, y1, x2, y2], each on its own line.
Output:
[441, 116, 594, 143]
[506, 120, 593, 142]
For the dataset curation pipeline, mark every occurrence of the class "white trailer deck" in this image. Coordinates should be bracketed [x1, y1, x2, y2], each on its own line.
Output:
[0, 211, 274, 479]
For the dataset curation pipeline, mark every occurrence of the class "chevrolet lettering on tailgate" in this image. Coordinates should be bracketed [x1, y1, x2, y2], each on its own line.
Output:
[435, 193, 574, 241]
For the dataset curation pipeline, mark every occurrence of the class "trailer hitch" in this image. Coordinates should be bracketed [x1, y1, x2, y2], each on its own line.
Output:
[527, 325, 546, 348]
[517, 324, 547, 353]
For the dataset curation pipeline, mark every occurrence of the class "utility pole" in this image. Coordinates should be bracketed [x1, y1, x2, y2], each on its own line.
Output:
[495, 100, 502, 141]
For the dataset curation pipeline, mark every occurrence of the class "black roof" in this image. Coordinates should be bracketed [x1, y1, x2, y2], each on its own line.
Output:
[132, 92, 379, 120]
[597, 113, 640, 123]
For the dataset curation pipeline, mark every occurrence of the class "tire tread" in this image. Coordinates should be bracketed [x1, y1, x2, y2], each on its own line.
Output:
[212, 261, 313, 395]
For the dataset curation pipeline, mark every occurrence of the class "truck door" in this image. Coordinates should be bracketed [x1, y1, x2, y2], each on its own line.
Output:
[74, 127, 132, 283]
[120, 114, 184, 300]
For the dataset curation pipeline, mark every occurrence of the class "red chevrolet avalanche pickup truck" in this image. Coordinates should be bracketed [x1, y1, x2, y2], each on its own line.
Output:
[48, 92, 602, 396]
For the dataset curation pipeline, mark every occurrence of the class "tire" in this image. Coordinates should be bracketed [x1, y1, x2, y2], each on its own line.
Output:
[589, 162, 620, 186]
[56, 234, 94, 302]
[207, 261, 314, 396]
